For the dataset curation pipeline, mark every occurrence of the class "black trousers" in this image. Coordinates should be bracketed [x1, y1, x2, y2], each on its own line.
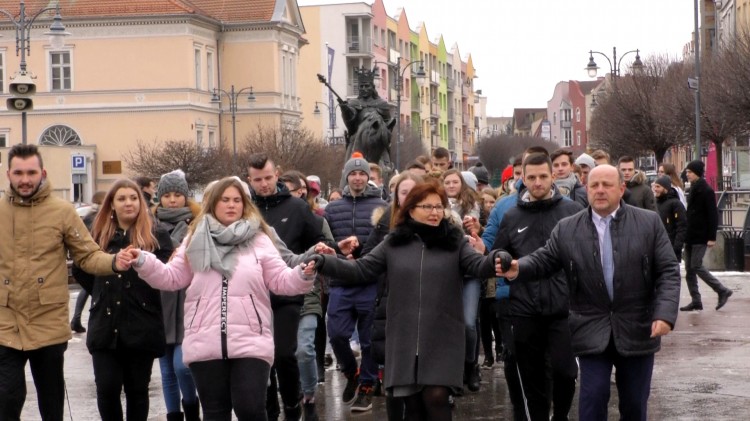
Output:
[266, 303, 302, 418]
[91, 349, 155, 421]
[191, 358, 271, 421]
[0, 342, 67, 421]
[314, 291, 329, 374]
[479, 297, 502, 362]
[511, 315, 578, 421]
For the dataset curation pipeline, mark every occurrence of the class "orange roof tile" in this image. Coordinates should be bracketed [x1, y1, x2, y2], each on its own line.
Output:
[0, 0, 276, 23]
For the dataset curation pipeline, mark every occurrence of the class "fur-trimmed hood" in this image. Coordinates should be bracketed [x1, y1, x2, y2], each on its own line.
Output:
[627, 170, 648, 187]
[387, 219, 464, 251]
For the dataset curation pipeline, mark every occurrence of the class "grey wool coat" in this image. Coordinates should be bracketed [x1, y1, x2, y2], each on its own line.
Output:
[317, 219, 499, 391]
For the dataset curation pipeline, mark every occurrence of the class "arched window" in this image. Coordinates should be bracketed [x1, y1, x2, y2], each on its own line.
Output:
[39, 125, 82, 146]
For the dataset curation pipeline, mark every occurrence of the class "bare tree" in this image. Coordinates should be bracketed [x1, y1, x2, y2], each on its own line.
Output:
[122, 139, 232, 188]
[475, 134, 557, 175]
[395, 125, 429, 170]
[589, 55, 689, 165]
[236, 123, 346, 194]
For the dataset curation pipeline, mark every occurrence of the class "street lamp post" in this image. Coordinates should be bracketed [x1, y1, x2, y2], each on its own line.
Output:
[211, 85, 256, 161]
[374, 58, 425, 170]
[313, 101, 340, 144]
[0, 0, 70, 144]
[585, 46, 643, 81]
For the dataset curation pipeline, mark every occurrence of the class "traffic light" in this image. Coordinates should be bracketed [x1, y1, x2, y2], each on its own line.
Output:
[6, 73, 36, 112]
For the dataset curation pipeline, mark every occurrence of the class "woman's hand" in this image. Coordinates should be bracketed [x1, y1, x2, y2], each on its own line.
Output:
[463, 215, 480, 236]
[115, 246, 135, 271]
[302, 261, 317, 277]
[338, 236, 359, 256]
[314, 242, 336, 255]
[467, 232, 486, 254]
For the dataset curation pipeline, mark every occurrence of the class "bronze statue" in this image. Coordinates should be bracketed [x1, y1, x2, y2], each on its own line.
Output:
[317, 67, 396, 172]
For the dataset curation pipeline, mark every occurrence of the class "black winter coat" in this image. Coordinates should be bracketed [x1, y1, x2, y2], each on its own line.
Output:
[685, 177, 718, 245]
[317, 220, 499, 391]
[656, 188, 687, 256]
[253, 183, 327, 307]
[75, 226, 173, 357]
[492, 188, 583, 317]
[516, 202, 680, 357]
[624, 171, 657, 211]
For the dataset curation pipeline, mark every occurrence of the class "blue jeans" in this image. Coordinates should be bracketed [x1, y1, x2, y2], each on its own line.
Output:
[159, 344, 198, 413]
[327, 284, 378, 385]
[296, 314, 318, 398]
[462, 278, 481, 363]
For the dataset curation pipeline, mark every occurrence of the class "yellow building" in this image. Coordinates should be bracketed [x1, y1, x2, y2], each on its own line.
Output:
[0, 0, 306, 201]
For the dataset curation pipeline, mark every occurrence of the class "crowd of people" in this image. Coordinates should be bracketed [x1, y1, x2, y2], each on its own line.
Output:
[0, 142, 730, 421]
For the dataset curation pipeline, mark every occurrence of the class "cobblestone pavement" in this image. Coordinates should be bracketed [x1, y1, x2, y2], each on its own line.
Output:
[18, 269, 750, 420]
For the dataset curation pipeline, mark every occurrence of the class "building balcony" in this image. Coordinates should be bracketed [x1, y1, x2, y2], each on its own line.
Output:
[346, 36, 372, 55]
[430, 103, 439, 118]
[461, 84, 468, 98]
[411, 101, 421, 112]
[446, 76, 454, 91]
[561, 120, 571, 129]
[430, 70, 440, 86]
[449, 136, 456, 151]
[462, 112, 469, 122]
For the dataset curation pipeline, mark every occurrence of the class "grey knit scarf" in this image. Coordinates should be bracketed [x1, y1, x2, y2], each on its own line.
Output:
[185, 215, 260, 278]
[155, 206, 194, 247]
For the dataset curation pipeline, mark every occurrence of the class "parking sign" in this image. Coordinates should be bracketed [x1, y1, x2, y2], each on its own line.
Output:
[72, 154, 86, 174]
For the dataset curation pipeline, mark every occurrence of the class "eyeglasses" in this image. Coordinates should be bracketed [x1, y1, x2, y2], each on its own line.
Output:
[414, 204, 445, 213]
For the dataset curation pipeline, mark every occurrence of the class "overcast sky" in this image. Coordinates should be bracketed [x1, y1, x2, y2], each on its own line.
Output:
[297, 0, 696, 116]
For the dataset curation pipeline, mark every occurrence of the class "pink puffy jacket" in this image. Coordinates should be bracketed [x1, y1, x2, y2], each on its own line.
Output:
[135, 233, 313, 366]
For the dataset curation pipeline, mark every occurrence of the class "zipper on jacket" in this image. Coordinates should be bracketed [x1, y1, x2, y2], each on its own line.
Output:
[188, 297, 201, 329]
[220, 275, 229, 360]
[415, 244, 425, 357]
[249, 294, 264, 334]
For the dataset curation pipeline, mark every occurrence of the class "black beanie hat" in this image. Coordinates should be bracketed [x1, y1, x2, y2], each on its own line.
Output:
[654, 175, 671, 190]
[686, 160, 705, 178]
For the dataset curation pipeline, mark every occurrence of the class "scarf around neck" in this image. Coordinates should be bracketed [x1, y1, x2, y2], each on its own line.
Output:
[185, 214, 261, 278]
[155, 206, 194, 247]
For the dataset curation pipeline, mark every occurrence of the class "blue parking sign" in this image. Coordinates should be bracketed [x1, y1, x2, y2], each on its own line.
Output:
[72, 155, 86, 174]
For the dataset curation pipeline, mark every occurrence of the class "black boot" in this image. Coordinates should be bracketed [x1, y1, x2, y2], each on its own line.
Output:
[466, 362, 481, 392]
[166, 412, 184, 421]
[183, 399, 200, 421]
[284, 402, 302, 421]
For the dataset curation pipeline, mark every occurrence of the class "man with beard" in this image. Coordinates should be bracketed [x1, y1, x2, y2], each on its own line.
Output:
[0, 144, 128, 420]
[652, 176, 687, 260]
[247, 153, 327, 421]
[324, 152, 387, 413]
[492, 153, 583, 420]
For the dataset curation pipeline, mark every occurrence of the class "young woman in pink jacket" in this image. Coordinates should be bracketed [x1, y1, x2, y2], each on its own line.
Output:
[126, 177, 317, 421]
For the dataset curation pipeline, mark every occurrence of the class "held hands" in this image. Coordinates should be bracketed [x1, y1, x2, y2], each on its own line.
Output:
[314, 242, 337, 255]
[114, 246, 143, 271]
[338, 236, 359, 256]
[302, 255, 325, 277]
[114, 245, 135, 271]
[494, 251, 518, 279]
